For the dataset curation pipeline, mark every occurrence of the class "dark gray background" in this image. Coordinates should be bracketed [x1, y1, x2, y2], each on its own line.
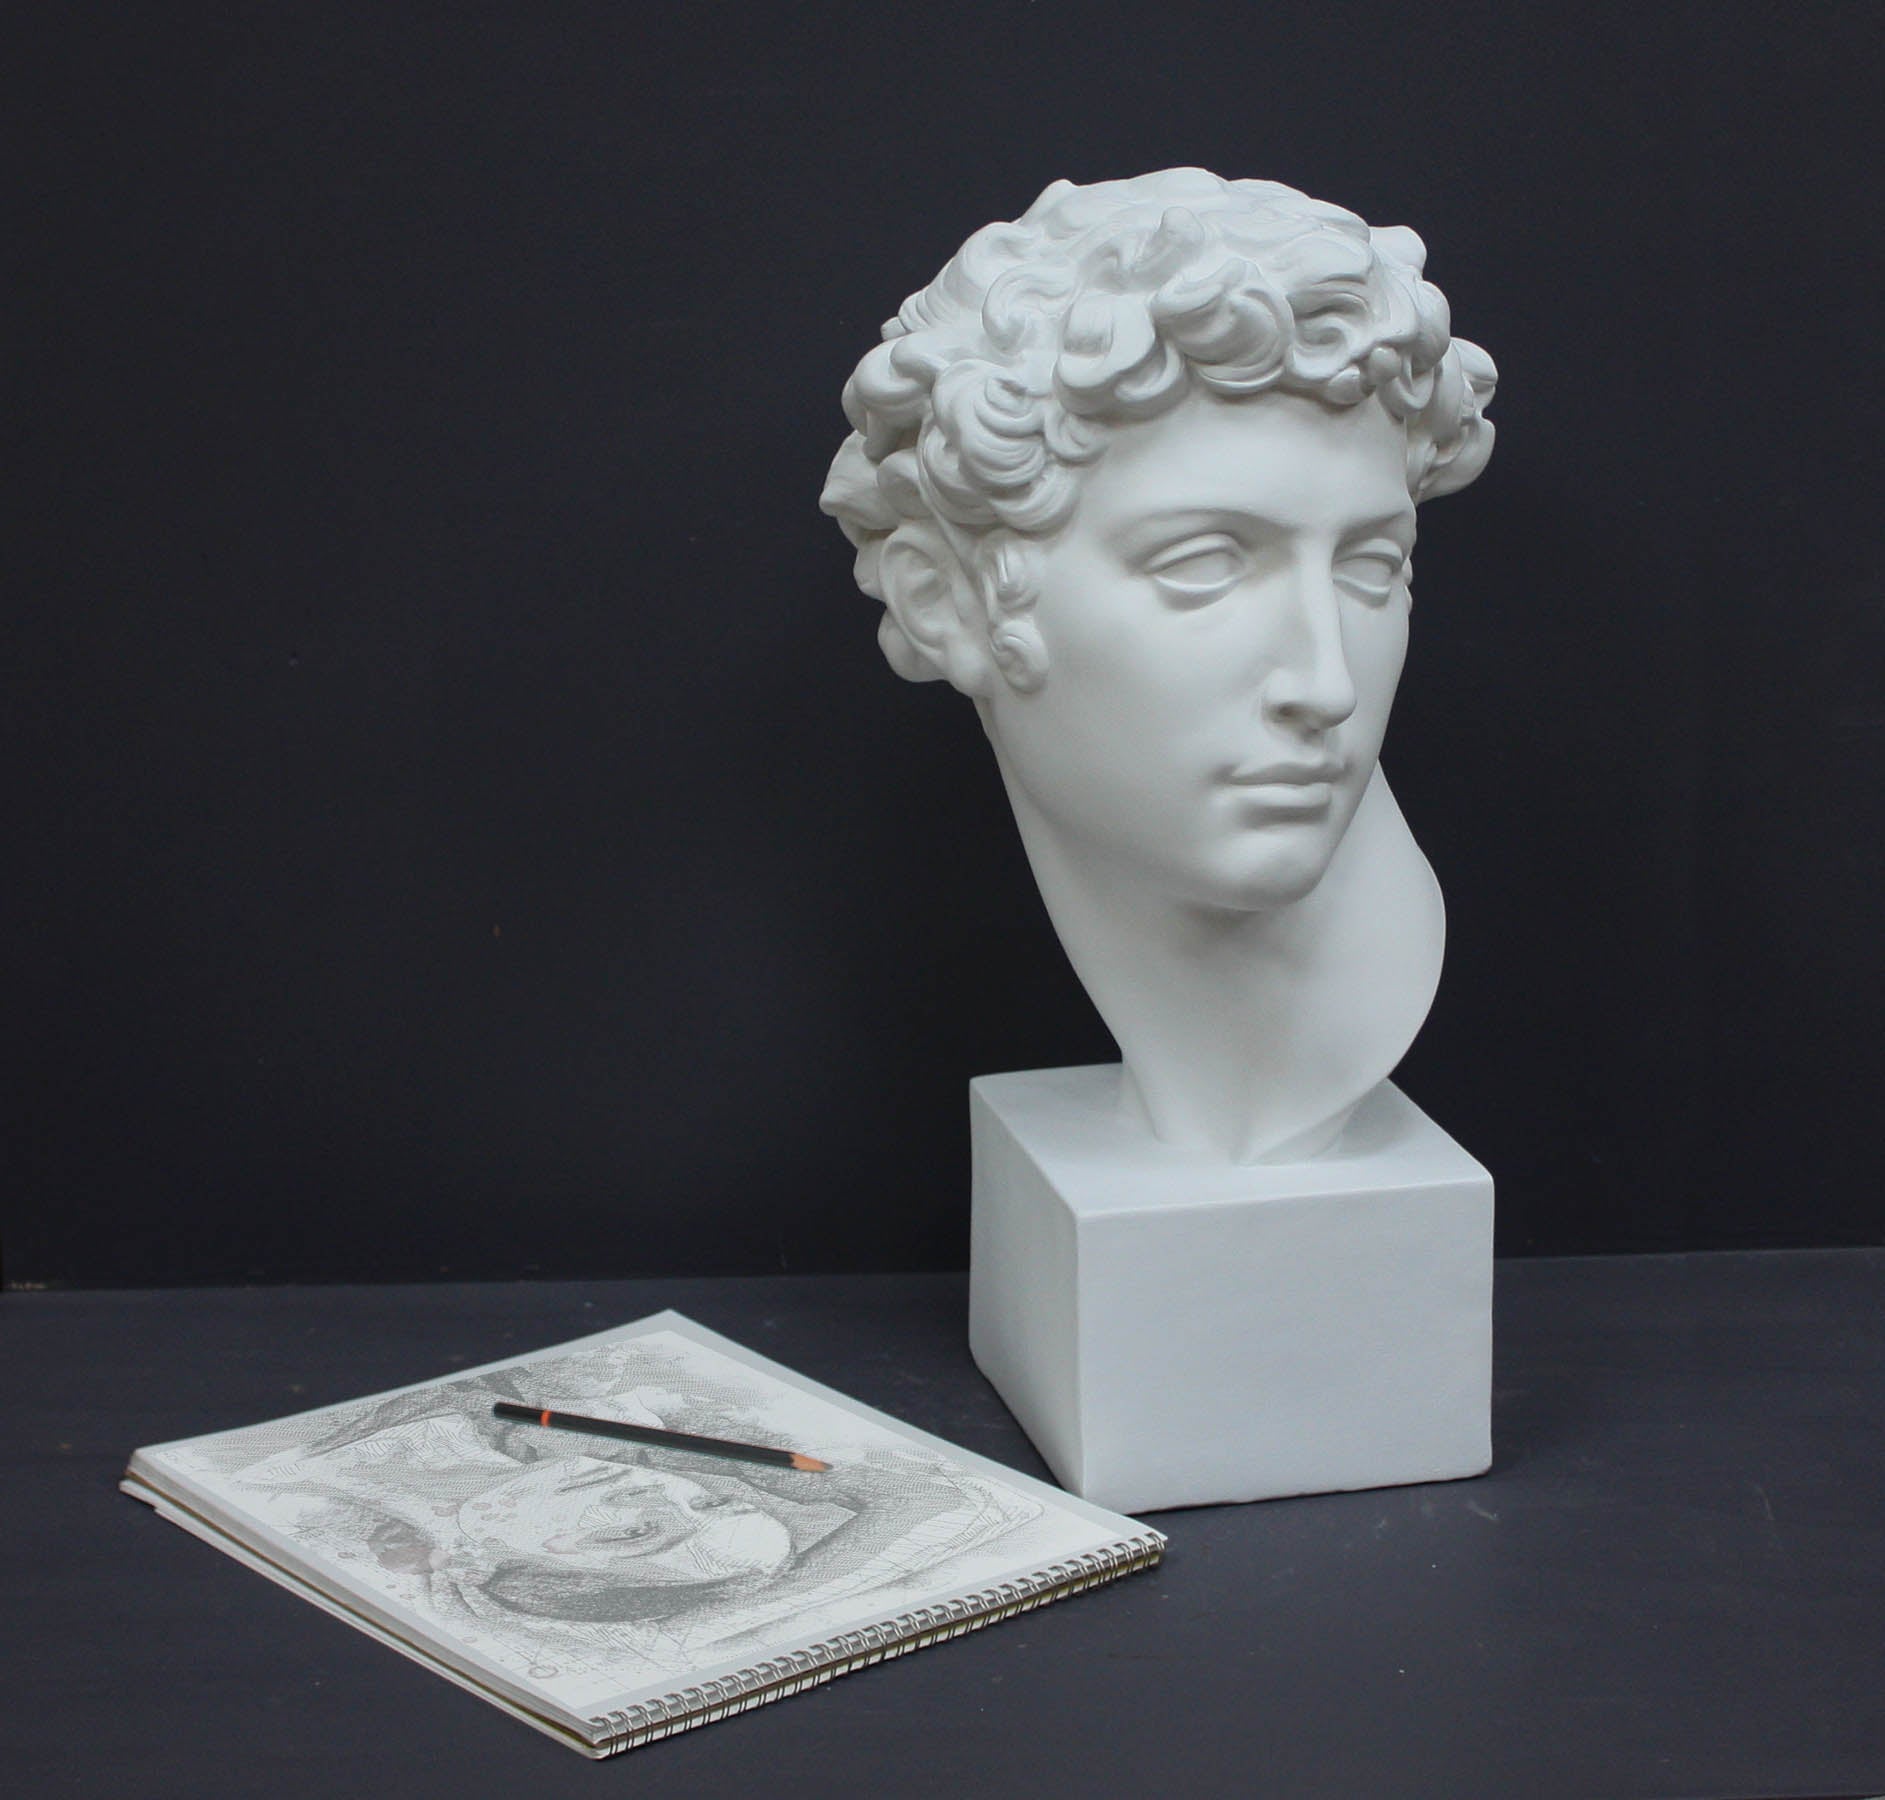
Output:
[14, 0, 1884, 1286]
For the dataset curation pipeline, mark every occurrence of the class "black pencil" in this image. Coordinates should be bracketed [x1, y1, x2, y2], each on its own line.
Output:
[492, 1402, 831, 1472]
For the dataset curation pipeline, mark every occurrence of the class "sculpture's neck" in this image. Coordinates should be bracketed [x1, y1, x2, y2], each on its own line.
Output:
[994, 767, 1445, 1163]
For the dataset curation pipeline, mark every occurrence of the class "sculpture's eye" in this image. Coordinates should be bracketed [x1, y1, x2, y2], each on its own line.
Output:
[1145, 535, 1245, 607]
[1334, 542, 1409, 606]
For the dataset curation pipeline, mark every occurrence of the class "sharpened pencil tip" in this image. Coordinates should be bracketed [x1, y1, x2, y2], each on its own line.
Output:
[789, 1453, 832, 1472]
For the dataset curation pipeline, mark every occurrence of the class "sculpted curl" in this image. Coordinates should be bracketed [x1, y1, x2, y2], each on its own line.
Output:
[821, 169, 1496, 685]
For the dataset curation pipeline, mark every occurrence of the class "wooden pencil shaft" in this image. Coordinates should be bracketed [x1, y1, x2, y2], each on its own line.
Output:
[492, 1401, 799, 1469]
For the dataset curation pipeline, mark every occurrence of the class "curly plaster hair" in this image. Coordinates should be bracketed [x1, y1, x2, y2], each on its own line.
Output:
[820, 169, 1496, 684]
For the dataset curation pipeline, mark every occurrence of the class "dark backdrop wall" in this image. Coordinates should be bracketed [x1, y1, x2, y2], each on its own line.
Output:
[14, 1, 1883, 1287]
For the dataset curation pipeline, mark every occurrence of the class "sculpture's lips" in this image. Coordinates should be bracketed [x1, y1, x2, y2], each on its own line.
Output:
[1223, 759, 1346, 787]
[1222, 759, 1343, 816]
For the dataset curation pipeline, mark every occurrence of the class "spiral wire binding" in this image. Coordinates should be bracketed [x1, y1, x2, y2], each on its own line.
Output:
[585, 1530, 1166, 1753]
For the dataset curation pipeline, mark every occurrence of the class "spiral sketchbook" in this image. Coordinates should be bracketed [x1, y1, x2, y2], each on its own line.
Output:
[121, 1311, 1165, 1756]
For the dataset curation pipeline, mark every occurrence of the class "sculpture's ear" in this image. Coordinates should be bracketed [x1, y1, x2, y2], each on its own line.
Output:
[876, 523, 1001, 698]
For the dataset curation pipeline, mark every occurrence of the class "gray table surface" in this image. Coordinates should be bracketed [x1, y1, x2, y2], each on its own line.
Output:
[5, 1251, 1883, 1800]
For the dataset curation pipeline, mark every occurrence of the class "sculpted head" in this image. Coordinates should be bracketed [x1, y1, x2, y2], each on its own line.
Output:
[821, 170, 1496, 913]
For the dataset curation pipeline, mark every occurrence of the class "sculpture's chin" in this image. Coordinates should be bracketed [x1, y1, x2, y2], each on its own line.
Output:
[1173, 818, 1358, 917]
[1184, 860, 1331, 917]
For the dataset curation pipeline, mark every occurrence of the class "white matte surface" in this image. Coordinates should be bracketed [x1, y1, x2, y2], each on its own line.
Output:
[969, 1068, 1493, 1514]
[823, 171, 1496, 1164]
[825, 173, 1501, 1508]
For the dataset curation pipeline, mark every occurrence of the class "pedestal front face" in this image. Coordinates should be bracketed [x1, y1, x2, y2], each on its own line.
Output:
[969, 1067, 1494, 1515]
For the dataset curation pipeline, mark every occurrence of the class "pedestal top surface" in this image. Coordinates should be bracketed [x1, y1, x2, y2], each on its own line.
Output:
[973, 1066, 1490, 1215]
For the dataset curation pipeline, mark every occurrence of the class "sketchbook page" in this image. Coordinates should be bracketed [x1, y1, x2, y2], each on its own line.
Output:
[129, 1312, 1161, 1727]
[121, 1475, 606, 1756]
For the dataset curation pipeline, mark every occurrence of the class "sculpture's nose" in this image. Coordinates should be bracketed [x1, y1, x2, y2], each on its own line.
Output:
[1258, 561, 1358, 732]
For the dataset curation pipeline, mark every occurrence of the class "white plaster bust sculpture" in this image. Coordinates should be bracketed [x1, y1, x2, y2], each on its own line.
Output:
[822, 169, 1496, 1167]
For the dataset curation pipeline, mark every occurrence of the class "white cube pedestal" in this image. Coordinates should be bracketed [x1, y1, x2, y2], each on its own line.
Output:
[968, 1066, 1493, 1514]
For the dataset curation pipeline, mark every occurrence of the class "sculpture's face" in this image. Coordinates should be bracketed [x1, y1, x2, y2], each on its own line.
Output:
[984, 389, 1416, 913]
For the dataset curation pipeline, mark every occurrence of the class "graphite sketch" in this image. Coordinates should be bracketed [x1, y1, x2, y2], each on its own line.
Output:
[150, 1330, 1064, 1701]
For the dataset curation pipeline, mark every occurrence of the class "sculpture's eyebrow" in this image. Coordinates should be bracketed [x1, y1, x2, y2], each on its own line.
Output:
[1340, 508, 1418, 545]
[1109, 505, 1416, 559]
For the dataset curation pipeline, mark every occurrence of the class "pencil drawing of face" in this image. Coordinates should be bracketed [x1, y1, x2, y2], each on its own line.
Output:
[211, 1334, 1046, 1661]
[458, 1457, 793, 1583]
